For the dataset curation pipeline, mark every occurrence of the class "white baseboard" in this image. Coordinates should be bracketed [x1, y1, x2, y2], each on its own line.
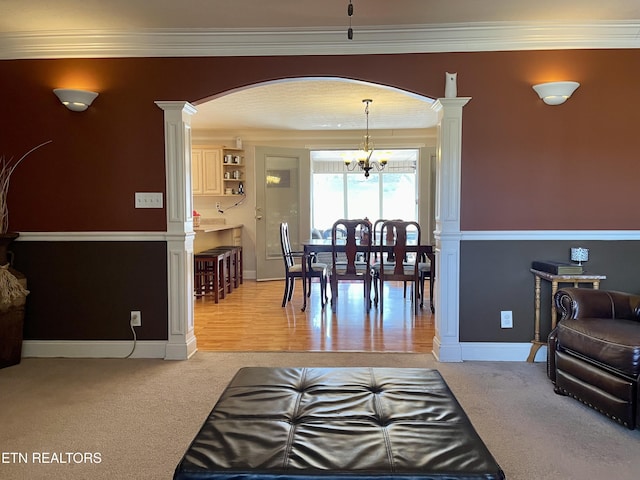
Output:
[460, 342, 547, 362]
[21, 340, 547, 362]
[22, 340, 168, 359]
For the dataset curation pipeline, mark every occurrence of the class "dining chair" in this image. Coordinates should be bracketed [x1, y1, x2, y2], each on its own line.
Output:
[372, 220, 422, 315]
[279, 222, 328, 308]
[372, 218, 405, 290]
[329, 218, 372, 311]
[418, 248, 435, 313]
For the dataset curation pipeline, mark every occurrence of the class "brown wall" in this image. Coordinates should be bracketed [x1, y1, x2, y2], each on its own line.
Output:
[2, 50, 640, 232]
[2, 50, 639, 343]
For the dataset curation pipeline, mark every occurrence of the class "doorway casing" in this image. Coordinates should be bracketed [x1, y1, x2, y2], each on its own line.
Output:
[156, 95, 470, 361]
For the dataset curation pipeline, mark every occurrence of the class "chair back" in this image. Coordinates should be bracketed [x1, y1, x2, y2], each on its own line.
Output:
[373, 218, 402, 260]
[380, 220, 421, 275]
[279, 222, 296, 271]
[331, 219, 372, 277]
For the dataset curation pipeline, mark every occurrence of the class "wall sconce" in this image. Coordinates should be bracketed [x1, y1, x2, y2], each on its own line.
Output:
[570, 247, 589, 266]
[532, 81, 580, 106]
[53, 88, 99, 112]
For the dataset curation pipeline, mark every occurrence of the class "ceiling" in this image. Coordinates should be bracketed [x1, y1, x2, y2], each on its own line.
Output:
[3, 0, 639, 131]
[2, 0, 639, 32]
[190, 79, 437, 131]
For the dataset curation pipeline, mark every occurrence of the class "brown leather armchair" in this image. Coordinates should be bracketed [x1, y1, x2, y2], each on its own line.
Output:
[548, 287, 640, 429]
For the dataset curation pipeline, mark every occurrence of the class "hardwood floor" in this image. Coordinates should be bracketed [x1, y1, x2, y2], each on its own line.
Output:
[194, 279, 434, 352]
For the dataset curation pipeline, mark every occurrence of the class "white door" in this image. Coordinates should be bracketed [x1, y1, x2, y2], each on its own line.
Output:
[255, 146, 310, 280]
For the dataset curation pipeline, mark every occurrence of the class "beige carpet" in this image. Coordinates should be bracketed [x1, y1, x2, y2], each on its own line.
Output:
[1, 352, 638, 480]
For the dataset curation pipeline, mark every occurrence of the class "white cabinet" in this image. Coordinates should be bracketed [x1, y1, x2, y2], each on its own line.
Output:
[192, 147, 223, 196]
[192, 146, 246, 196]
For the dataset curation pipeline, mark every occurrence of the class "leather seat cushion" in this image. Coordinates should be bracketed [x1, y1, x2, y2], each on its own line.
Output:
[557, 317, 640, 378]
[174, 367, 504, 480]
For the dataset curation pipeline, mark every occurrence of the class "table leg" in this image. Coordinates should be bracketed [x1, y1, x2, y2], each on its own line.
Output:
[527, 275, 543, 363]
[534, 275, 541, 342]
[551, 280, 558, 330]
[301, 248, 308, 312]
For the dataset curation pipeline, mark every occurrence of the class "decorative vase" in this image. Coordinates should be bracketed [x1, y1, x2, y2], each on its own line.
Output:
[0, 232, 28, 369]
[445, 72, 458, 98]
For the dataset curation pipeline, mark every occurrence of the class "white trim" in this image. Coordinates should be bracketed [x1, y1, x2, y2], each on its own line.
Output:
[14, 231, 181, 242]
[431, 98, 471, 363]
[2, 21, 639, 59]
[156, 101, 199, 361]
[22, 340, 168, 359]
[16, 230, 640, 243]
[21, 340, 547, 362]
[460, 342, 547, 362]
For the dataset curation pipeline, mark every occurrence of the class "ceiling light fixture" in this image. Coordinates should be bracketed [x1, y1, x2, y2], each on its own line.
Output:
[344, 99, 388, 178]
[532, 81, 580, 106]
[53, 88, 99, 112]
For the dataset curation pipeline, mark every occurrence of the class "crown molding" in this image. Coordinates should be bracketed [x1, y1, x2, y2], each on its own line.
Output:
[1, 21, 639, 59]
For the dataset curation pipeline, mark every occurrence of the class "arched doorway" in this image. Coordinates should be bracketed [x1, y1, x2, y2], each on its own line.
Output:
[156, 81, 469, 362]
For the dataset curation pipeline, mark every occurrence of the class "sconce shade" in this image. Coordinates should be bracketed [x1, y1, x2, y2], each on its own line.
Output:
[532, 81, 580, 105]
[53, 88, 99, 111]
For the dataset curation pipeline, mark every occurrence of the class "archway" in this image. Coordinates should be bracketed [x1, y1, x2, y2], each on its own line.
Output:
[156, 83, 469, 362]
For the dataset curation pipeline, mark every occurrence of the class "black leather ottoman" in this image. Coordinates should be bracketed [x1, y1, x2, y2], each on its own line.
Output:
[174, 367, 505, 480]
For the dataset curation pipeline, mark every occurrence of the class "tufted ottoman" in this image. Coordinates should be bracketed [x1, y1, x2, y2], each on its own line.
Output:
[174, 367, 505, 480]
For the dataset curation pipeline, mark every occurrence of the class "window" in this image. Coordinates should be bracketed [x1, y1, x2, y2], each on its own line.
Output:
[311, 149, 418, 237]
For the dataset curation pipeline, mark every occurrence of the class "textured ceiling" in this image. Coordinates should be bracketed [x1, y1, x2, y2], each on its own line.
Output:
[191, 79, 436, 131]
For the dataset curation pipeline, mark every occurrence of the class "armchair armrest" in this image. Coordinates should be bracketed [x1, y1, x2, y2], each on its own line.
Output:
[554, 287, 640, 322]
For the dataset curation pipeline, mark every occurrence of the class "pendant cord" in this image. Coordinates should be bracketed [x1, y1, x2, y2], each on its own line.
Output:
[347, 1, 353, 39]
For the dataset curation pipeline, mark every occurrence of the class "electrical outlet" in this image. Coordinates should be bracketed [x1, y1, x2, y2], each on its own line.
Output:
[215, 202, 221, 210]
[500, 310, 513, 328]
[130, 310, 142, 327]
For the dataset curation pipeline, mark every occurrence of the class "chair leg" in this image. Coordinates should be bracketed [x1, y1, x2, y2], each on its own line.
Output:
[330, 277, 337, 310]
[320, 275, 327, 308]
[373, 274, 379, 307]
[282, 277, 291, 307]
[324, 274, 329, 304]
[430, 277, 435, 313]
[287, 278, 295, 302]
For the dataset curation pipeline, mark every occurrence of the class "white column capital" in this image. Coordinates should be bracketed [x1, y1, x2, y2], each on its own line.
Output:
[431, 97, 472, 113]
[155, 101, 198, 117]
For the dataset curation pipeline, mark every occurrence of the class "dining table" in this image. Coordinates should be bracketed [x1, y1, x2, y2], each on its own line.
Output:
[301, 239, 434, 312]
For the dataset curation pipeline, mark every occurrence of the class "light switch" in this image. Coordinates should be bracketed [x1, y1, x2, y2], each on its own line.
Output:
[135, 192, 163, 209]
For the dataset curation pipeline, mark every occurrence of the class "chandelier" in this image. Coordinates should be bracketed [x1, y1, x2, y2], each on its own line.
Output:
[344, 99, 388, 178]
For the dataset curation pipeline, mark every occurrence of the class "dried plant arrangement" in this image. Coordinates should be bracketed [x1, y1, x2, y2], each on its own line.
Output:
[0, 140, 52, 234]
[0, 140, 51, 310]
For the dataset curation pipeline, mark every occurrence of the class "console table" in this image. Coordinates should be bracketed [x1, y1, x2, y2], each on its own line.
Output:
[527, 268, 606, 362]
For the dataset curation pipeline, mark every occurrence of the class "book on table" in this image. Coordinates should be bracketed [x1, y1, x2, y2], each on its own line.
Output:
[531, 260, 584, 275]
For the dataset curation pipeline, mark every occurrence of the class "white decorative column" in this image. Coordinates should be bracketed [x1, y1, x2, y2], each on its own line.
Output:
[155, 101, 198, 360]
[431, 97, 471, 362]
